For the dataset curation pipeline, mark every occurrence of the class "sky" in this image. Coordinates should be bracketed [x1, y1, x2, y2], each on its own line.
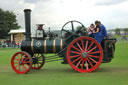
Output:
[0, 0, 128, 32]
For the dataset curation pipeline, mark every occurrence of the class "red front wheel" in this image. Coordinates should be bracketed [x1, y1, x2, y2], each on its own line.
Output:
[67, 36, 103, 72]
[11, 51, 32, 74]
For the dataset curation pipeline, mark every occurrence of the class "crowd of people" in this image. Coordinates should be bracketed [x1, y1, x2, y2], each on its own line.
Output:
[0, 41, 20, 48]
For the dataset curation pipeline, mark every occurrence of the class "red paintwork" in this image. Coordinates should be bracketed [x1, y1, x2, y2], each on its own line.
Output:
[67, 36, 103, 72]
[11, 51, 32, 74]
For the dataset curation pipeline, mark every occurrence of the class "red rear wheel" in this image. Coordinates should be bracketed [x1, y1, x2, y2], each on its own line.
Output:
[67, 36, 103, 72]
[11, 51, 32, 74]
[32, 54, 45, 69]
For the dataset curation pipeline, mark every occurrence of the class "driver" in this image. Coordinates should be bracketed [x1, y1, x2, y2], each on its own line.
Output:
[90, 20, 108, 44]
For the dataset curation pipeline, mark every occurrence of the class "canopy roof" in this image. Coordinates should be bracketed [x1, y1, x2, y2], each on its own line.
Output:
[9, 29, 25, 34]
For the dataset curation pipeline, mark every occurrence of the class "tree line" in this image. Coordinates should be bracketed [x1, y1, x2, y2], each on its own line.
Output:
[0, 8, 20, 39]
[114, 28, 128, 35]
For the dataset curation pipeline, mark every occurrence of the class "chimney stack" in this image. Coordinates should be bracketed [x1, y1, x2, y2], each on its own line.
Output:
[24, 9, 31, 41]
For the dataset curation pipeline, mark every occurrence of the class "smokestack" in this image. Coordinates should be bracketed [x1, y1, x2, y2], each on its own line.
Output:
[24, 9, 31, 41]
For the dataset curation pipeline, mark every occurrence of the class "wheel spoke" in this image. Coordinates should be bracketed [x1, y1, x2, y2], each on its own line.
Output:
[70, 51, 81, 55]
[85, 40, 88, 51]
[88, 46, 97, 53]
[72, 57, 81, 63]
[76, 60, 81, 67]
[15, 59, 20, 61]
[21, 54, 25, 61]
[18, 54, 21, 59]
[89, 57, 98, 64]
[23, 61, 31, 64]
[14, 62, 19, 64]
[76, 42, 83, 52]
[87, 58, 93, 67]
[22, 65, 27, 71]
[16, 55, 20, 61]
[24, 63, 30, 68]
[72, 45, 81, 52]
[88, 55, 99, 58]
[85, 61, 88, 70]
[24, 57, 29, 61]
[89, 51, 100, 54]
[81, 39, 84, 50]
[20, 66, 24, 72]
[81, 60, 85, 69]
[70, 55, 80, 58]
[20, 53, 24, 58]
[87, 42, 94, 51]
[71, 21, 74, 32]
[18, 65, 21, 71]
[15, 64, 20, 68]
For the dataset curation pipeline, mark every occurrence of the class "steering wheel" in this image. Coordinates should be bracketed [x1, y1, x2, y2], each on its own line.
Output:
[61, 20, 87, 38]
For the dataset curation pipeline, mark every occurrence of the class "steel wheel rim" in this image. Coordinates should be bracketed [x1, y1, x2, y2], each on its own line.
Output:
[11, 51, 32, 74]
[32, 54, 45, 69]
[67, 36, 103, 72]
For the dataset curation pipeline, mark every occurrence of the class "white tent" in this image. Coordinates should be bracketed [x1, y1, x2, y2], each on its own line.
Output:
[8, 29, 25, 42]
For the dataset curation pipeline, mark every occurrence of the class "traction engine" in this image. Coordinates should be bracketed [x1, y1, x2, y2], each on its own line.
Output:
[11, 9, 116, 74]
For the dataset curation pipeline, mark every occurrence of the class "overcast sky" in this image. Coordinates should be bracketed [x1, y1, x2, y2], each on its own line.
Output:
[0, 0, 128, 32]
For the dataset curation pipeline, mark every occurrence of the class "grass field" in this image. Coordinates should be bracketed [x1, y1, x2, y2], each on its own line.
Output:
[0, 42, 128, 85]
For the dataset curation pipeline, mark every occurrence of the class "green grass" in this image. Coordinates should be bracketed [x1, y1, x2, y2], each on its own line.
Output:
[0, 42, 128, 85]
[111, 34, 128, 38]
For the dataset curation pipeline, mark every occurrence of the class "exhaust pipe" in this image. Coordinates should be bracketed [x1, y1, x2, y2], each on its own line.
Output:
[24, 9, 31, 41]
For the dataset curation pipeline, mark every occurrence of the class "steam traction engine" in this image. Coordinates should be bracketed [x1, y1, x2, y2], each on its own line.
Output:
[11, 9, 116, 74]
